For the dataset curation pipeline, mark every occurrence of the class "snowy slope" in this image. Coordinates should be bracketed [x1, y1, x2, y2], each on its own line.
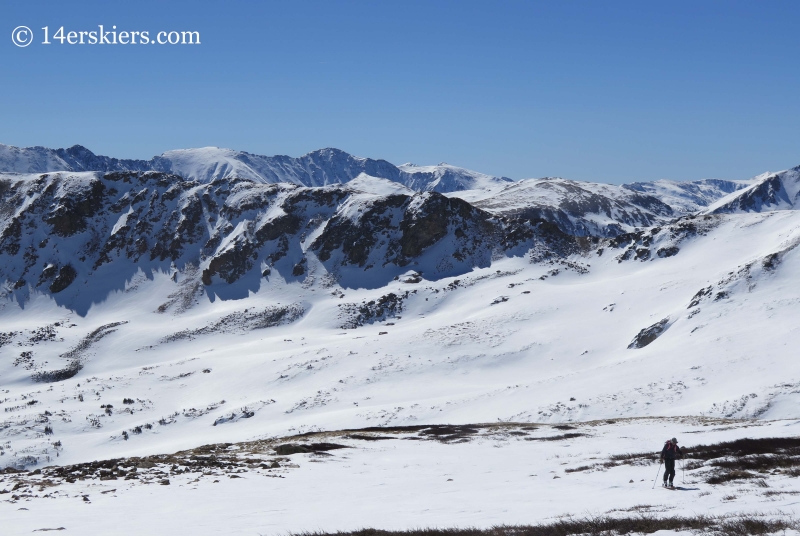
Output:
[343, 173, 414, 196]
[154, 147, 295, 185]
[156, 147, 407, 188]
[0, 144, 152, 175]
[0, 183, 799, 470]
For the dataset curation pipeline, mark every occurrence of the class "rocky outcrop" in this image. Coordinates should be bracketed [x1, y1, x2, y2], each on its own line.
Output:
[602, 214, 719, 264]
[49, 265, 77, 293]
[628, 317, 671, 349]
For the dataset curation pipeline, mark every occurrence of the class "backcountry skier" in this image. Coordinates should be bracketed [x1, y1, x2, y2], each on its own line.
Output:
[660, 437, 683, 488]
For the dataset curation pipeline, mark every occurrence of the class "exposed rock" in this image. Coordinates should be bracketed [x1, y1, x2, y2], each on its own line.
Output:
[31, 322, 127, 383]
[312, 194, 406, 265]
[274, 443, 348, 455]
[628, 317, 671, 349]
[688, 286, 713, 309]
[291, 258, 306, 277]
[0, 170, 620, 313]
[338, 292, 409, 329]
[44, 179, 106, 237]
[657, 246, 680, 258]
[49, 265, 77, 293]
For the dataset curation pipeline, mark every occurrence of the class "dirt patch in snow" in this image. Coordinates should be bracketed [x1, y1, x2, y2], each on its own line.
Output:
[161, 303, 305, 343]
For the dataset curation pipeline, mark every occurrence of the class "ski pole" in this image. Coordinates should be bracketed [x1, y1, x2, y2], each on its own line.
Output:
[652, 460, 662, 489]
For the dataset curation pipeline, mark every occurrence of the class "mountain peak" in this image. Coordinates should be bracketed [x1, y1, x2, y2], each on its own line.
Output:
[64, 144, 93, 152]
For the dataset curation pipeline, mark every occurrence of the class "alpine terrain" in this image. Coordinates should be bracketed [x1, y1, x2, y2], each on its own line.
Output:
[1, 143, 799, 534]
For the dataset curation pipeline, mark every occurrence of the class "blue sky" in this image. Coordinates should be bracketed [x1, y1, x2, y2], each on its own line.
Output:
[2, 0, 799, 183]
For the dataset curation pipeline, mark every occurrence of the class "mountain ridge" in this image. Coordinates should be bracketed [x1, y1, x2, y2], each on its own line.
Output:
[0, 170, 576, 315]
[0, 143, 513, 193]
[0, 142, 767, 238]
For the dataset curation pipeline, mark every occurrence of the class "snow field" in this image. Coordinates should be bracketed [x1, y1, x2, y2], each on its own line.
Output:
[2, 418, 800, 535]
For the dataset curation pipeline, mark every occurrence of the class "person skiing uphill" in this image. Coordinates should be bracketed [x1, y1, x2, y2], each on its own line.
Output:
[660, 437, 683, 488]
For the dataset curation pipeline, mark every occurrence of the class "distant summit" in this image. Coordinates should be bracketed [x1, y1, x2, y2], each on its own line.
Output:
[0, 143, 512, 193]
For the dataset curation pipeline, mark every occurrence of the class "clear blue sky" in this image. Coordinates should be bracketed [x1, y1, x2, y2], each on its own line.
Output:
[2, 0, 799, 183]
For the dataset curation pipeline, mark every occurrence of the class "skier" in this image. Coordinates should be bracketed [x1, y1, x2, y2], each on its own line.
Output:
[660, 437, 683, 488]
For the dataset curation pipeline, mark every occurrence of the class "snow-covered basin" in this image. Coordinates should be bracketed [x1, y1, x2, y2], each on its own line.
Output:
[2, 210, 800, 466]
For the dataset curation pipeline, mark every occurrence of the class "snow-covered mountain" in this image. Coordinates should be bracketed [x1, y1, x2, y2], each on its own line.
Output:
[625, 177, 753, 214]
[0, 170, 576, 316]
[0, 181, 798, 469]
[0, 144, 512, 193]
[448, 176, 753, 237]
[0, 144, 152, 175]
[1, 151, 799, 489]
[397, 162, 513, 192]
[0, 142, 758, 238]
[706, 166, 800, 214]
[451, 177, 675, 237]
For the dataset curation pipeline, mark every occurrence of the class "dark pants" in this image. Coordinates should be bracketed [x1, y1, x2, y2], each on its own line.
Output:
[663, 459, 676, 483]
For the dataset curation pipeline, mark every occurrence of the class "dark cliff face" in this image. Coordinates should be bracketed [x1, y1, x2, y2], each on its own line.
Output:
[312, 194, 408, 266]
[0, 172, 578, 314]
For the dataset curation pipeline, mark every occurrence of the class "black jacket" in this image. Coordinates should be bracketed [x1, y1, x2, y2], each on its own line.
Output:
[661, 441, 682, 460]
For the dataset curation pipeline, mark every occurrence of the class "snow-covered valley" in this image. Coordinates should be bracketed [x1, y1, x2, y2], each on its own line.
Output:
[0, 145, 799, 534]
